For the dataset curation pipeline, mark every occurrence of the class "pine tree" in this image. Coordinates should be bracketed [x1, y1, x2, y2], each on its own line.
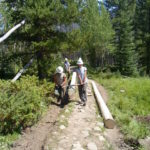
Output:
[135, 0, 150, 75]
[5, 0, 81, 79]
[105, 0, 137, 76]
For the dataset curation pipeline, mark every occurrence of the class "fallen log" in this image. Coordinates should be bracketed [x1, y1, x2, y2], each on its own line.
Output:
[11, 57, 34, 82]
[68, 72, 77, 99]
[92, 81, 115, 129]
[0, 20, 25, 43]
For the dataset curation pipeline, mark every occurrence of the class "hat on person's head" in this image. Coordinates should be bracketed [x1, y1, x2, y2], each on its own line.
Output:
[56, 66, 63, 73]
[77, 57, 83, 65]
[65, 58, 68, 61]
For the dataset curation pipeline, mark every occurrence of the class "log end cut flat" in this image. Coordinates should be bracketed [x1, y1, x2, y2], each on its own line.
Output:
[104, 119, 115, 129]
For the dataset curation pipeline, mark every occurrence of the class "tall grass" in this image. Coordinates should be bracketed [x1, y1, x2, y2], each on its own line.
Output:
[93, 73, 150, 140]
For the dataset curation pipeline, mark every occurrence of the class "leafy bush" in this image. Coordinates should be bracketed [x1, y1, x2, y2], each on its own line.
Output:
[0, 76, 54, 134]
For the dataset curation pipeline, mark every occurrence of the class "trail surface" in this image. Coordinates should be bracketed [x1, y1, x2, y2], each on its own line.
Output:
[11, 105, 60, 150]
[11, 81, 132, 150]
[43, 82, 109, 150]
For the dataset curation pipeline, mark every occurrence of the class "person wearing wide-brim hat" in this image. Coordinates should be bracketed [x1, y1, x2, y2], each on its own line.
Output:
[76, 58, 88, 106]
[54, 66, 67, 106]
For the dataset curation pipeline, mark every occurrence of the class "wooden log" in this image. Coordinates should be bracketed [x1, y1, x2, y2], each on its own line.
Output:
[70, 72, 77, 90]
[92, 81, 115, 129]
[68, 72, 77, 99]
[0, 20, 25, 43]
[11, 57, 34, 82]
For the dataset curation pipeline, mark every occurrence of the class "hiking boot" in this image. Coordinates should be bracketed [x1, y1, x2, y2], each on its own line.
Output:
[57, 97, 61, 103]
[80, 101, 86, 106]
[83, 102, 86, 106]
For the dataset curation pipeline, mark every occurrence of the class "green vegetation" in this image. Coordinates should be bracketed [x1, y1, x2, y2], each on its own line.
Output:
[0, 0, 150, 149]
[0, 76, 54, 148]
[93, 73, 150, 140]
[0, 75, 54, 134]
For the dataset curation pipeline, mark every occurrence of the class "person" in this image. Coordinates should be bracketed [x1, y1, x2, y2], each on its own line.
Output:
[54, 66, 67, 106]
[64, 58, 70, 79]
[76, 58, 87, 106]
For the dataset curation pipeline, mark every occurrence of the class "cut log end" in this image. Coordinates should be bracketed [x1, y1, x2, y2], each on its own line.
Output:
[104, 119, 115, 129]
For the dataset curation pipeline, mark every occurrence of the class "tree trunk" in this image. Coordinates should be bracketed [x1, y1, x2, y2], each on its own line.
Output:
[36, 51, 45, 79]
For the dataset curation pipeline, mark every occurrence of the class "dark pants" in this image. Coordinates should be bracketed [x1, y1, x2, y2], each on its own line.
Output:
[78, 84, 87, 102]
[65, 71, 70, 80]
[55, 86, 68, 105]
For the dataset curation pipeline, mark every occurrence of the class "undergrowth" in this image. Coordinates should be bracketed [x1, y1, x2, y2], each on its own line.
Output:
[92, 72, 150, 141]
[0, 75, 54, 148]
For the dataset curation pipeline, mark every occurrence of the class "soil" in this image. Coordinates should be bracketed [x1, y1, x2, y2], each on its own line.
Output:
[43, 82, 108, 150]
[11, 104, 61, 150]
[11, 80, 135, 150]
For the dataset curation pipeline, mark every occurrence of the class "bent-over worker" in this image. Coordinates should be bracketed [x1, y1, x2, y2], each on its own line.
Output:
[54, 66, 67, 106]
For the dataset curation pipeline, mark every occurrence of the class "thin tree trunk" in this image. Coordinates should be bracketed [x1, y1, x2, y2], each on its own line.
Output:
[0, 20, 25, 43]
[11, 57, 34, 82]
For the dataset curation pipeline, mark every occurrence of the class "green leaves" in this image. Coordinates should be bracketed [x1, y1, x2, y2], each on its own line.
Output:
[0, 76, 54, 134]
[80, 0, 114, 67]
[107, 0, 137, 76]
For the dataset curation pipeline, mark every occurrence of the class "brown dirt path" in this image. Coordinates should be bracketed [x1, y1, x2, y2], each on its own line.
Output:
[11, 104, 60, 150]
[43, 82, 111, 150]
[11, 80, 133, 150]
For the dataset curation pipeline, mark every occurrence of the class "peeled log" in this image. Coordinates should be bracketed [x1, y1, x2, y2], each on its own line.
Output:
[0, 20, 25, 43]
[68, 72, 77, 99]
[70, 72, 77, 90]
[11, 57, 34, 82]
[92, 81, 115, 129]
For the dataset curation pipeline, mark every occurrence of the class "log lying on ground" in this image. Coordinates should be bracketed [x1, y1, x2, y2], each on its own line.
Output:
[0, 20, 25, 43]
[68, 72, 77, 99]
[92, 81, 115, 129]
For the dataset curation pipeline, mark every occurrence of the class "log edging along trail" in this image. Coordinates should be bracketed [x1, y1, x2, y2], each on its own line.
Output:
[68, 72, 77, 100]
[68, 72, 115, 129]
[92, 81, 115, 129]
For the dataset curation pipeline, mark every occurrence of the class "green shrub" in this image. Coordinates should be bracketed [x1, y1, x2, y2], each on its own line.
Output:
[0, 75, 54, 134]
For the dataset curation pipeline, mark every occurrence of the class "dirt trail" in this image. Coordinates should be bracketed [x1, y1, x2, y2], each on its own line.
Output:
[11, 81, 132, 150]
[43, 82, 111, 150]
[11, 105, 60, 150]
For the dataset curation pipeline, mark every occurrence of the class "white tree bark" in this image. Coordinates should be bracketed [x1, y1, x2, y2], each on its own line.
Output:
[11, 57, 34, 82]
[92, 81, 115, 129]
[0, 20, 25, 43]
